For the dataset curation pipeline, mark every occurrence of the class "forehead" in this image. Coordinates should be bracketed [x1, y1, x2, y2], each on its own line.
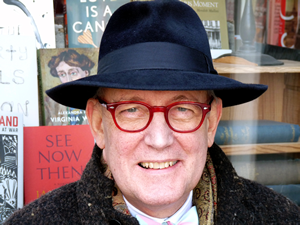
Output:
[101, 88, 208, 103]
[56, 61, 80, 71]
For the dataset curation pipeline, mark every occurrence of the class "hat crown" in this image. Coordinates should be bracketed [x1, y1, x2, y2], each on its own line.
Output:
[99, 0, 212, 62]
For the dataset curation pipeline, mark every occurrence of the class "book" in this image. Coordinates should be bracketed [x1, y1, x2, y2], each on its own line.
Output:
[254, 0, 268, 43]
[226, 0, 235, 51]
[24, 125, 94, 205]
[232, 159, 300, 185]
[0, 112, 24, 222]
[181, 0, 229, 49]
[66, 0, 129, 48]
[215, 120, 300, 145]
[0, 0, 56, 49]
[38, 48, 98, 126]
[63, 0, 69, 48]
[226, 0, 235, 23]
[278, 0, 298, 48]
[0, 35, 39, 127]
[294, 0, 300, 49]
[266, 0, 281, 45]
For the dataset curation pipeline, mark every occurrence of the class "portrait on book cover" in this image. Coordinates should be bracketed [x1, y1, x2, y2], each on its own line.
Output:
[39, 48, 98, 126]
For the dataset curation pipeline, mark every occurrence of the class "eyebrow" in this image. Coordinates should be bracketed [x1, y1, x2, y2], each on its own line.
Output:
[171, 95, 199, 102]
[113, 96, 144, 102]
[113, 94, 200, 103]
[68, 68, 79, 72]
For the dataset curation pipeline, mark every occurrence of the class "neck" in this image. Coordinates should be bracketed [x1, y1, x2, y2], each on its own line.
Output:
[124, 191, 193, 220]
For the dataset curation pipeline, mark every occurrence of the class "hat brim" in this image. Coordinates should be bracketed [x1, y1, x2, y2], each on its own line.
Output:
[46, 69, 267, 110]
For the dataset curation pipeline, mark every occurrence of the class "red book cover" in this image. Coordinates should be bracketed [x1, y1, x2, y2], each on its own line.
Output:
[24, 125, 94, 205]
[278, 0, 298, 48]
[254, 0, 268, 43]
[267, 0, 281, 46]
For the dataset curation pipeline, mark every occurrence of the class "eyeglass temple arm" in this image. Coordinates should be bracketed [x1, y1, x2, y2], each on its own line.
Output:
[97, 98, 108, 109]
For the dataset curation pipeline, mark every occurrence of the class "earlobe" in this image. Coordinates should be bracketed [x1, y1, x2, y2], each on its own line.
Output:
[86, 98, 105, 149]
[207, 97, 223, 147]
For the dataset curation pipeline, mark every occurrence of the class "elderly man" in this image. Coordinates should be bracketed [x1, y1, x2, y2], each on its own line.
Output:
[5, 0, 300, 224]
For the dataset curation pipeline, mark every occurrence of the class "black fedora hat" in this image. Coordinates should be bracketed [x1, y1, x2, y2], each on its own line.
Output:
[47, 0, 267, 110]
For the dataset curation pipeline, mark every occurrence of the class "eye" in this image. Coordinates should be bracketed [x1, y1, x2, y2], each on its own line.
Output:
[176, 107, 189, 112]
[116, 104, 149, 118]
[70, 71, 78, 76]
[69, 69, 79, 76]
[58, 72, 66, 77]
[126, 107, 138, 113]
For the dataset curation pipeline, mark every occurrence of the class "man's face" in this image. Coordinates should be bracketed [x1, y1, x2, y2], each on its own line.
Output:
[87, 88, 222, 217]
[56, 61, 89, 83]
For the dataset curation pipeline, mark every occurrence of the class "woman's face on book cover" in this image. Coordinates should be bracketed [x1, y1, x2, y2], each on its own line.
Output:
[56, 61, 89, 83]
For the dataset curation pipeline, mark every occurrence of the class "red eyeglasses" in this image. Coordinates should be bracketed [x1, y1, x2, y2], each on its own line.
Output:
[99, 99, 212, 133]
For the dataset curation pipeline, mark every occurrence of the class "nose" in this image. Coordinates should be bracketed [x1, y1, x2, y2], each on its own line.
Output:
[144, 112, 174, 150]
[66, 75, 72, 82]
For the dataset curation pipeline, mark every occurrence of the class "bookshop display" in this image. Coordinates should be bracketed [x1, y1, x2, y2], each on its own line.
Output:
[0, 112, 23, 221]
[0, 0, 56, 49]
[0, 0, 300, 221]
[0, 35, 39, 127]
[66, 0, 130, 48]
[38, 48, 98, 125]
[24, 125, 94, 205]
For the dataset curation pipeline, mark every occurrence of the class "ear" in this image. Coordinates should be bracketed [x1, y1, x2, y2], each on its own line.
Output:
[207, 97, 222, 147]
[86, 98, 105, 149]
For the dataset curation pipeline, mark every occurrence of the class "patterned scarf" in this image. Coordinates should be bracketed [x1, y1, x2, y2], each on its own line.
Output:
[101, 152, 217, 224]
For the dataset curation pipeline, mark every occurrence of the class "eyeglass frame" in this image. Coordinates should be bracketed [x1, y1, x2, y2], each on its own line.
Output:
[98, 98, 213, 133]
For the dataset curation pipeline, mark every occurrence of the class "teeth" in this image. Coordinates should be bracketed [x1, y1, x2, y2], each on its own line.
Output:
[140, 161, 177, 169]
[149, 163, 153, 169]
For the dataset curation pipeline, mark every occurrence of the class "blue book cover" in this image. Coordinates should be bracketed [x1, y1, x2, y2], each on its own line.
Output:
[66, 0, 129, 48]
[215, 120, 300, 145]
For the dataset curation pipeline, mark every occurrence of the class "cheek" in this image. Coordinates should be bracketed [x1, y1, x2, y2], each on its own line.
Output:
[102, 119, 142, 160]
[177, 127, 208, 154]
[59, 77, 65, 83]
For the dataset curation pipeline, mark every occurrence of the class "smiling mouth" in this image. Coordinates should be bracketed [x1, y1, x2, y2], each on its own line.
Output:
[139, 161, 178, 169]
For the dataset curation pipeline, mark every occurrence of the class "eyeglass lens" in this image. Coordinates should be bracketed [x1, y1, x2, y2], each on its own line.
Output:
[114, 102, 204, 132]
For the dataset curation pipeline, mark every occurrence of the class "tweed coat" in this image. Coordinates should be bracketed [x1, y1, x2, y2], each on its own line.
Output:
[4, 143, 300, 225]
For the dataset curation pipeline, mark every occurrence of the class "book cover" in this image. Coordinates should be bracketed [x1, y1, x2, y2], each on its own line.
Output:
[0, 112, 23, 222]
[0, 35, 39, 127]
[278, 0, 298, 48]
[215, 120, 300, 145]
[226, 0, 235, 51]
[0, 0, 56, 49]
[66, 0, 129, 48]
[180, 0, 229, 49]
[38, 48, 98, 126]
[226, 0, 235, 23]
[254, 0, 268, 43]
[24, 125, 94, 205]
[294, 0, 300, 49]
[267, 0, 281, 45]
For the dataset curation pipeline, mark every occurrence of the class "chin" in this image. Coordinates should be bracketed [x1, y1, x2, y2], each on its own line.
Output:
[137, 187, 188, 208]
